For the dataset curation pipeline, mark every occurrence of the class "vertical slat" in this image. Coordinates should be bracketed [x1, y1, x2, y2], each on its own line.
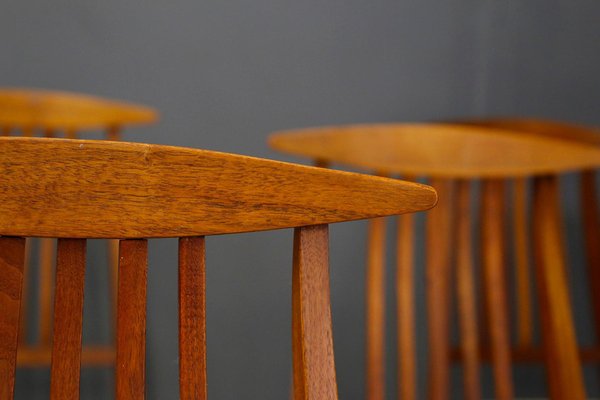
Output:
[426, 178, 453, 400]
[179, 237, 207, 400]
[50, 238, 87, 400]
[532, 176, 586, 400]
[366, 216, 386, 400]
[455, 180, 481, 400]
[581, 171, 600, 348]
[0, 237, 26, 399]
[1, 126, 10, 136]
[397, 209, 416, 400]
[18, 239, 32, 346]
[108, 239, 120, 341]
[106, 125, 122, 141]
[292, 225, 338, 400]
[481, 179, 513, 400]
[39, 238, 56, 346]
[116, 239, 148, 400]
[513, 178, 533, 348]
[22, 127, 33, 137]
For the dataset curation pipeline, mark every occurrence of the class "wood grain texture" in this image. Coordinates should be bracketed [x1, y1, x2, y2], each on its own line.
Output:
[397, 209, 416, 400]
[0, 137, 437, 238]
[0, 88, 158, 131]
[454, 180, 481, 400]
[532, 176, 586, 400]
[50, 238, 86, 400]
[512, 178, 533, 348]
[116, 240, 148, 400]
[426, 179, 453, 400]
[365, 217, 386, 400]
[0, 237, 25, 399]
[292, 225, 338, 400]
[269, 123, 600, 178]
[481, 180, 513, 400]
[17, 346, 115, 366]
[39, 238, 55, 346]
[179, 237, 207, 400]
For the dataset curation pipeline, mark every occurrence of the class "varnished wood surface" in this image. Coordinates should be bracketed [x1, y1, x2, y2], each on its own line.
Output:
[481, 180, 513, 400]
[269, 123, 600, 178]
[0, 237, 25, 399]
[0, 88, 158, 131]
[39, 238, 55, 346]
[512, 178, 533, 348]
[450, 346, 600, 363]
[454, 180, 481, 400]
[292, 225, 338, 400]
[397, 206, 416, 400]
[0, 137, 437, 238]
[365, 217, 386, 400]
[17, 346, 115, 366]
[50, 239, 87, 400]
[426, 179, 453, 400]
[116, 240, 148, 400]
[532, 176, 586, 400]
[179, 237, 207, 400]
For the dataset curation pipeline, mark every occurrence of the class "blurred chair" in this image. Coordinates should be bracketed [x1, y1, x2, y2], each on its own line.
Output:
[0, 137, 436, 399]
[0, 88, 158, 369]
[269, 123, 600, 400]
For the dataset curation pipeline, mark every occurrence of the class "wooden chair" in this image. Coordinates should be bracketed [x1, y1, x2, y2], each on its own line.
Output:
[0, 137, 436, 399]
[0, 88, 158, 370]
[269, 123, 600, 400]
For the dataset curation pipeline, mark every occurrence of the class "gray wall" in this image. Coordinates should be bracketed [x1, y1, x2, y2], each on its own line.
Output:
[2, 1, 600, 398]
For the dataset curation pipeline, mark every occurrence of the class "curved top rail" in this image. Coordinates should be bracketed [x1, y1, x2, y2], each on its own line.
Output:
[0, 88, 158, 130]
[0, 137, 436, 238]
[269, 123, 600, 178]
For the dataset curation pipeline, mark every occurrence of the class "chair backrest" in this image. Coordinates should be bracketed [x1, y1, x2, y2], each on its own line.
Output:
[0, 88, 159, 370]
[269, 123, 600, 400]
[0, 137, 436, 399]
[0, 88, 158, 139]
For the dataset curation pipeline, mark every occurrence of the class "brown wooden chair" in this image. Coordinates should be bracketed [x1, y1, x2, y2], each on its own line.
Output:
[269, 123, 600, 400]
[0, 137, 436, 399]
[0, 88, 158, 369]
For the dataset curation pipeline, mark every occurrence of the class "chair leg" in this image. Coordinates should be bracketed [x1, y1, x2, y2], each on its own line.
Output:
[532, 176, 586, 400]
[292, 225, 338, 400]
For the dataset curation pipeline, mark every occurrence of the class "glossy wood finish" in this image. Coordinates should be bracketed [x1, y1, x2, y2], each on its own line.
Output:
[0, 138, 437, 239]
[116, 240, 148, 400]
[270, 123, 600, 178]
[0, 237, 25, 399]
[0, 88, 158, 131]
[39, 238, 55, 346]
[50, 239, 86, 400]
[0, 137, 436, 398]
[532, 176, 586, 400]
[179, 237, 207, 400]
[366, 217, 386, 400]
[292, 225, 338, 400]
[426, 179, 453, 400]
[454, 180, 480, 400]
[481, 180, 513, 400]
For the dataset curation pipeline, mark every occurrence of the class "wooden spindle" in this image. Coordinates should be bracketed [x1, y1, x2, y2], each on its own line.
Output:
[426, 178, 453, 400]
[0, 237, 26, 399]
[481, 179, 513, 400]
[532, 176, 586, 400]
[397, 211, 416, 400]
[292, 225, 338, 400]
[1, 126, 10, 136]
[39, 238, 56, 346]
[65, 129, 77, 139]
[116, 239, 148, 400]
[366, 216, 386, 400]
[107, 125, 122, 141]
[179, 237, 207, 400]
[455, 180, 481, 400]
[513, 178, 533, 348]
[50, 239, 87, 400]
[18, 239, 32, 347]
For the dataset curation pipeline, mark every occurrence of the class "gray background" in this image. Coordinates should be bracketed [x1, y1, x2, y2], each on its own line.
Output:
[2, 0, 600, 398]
